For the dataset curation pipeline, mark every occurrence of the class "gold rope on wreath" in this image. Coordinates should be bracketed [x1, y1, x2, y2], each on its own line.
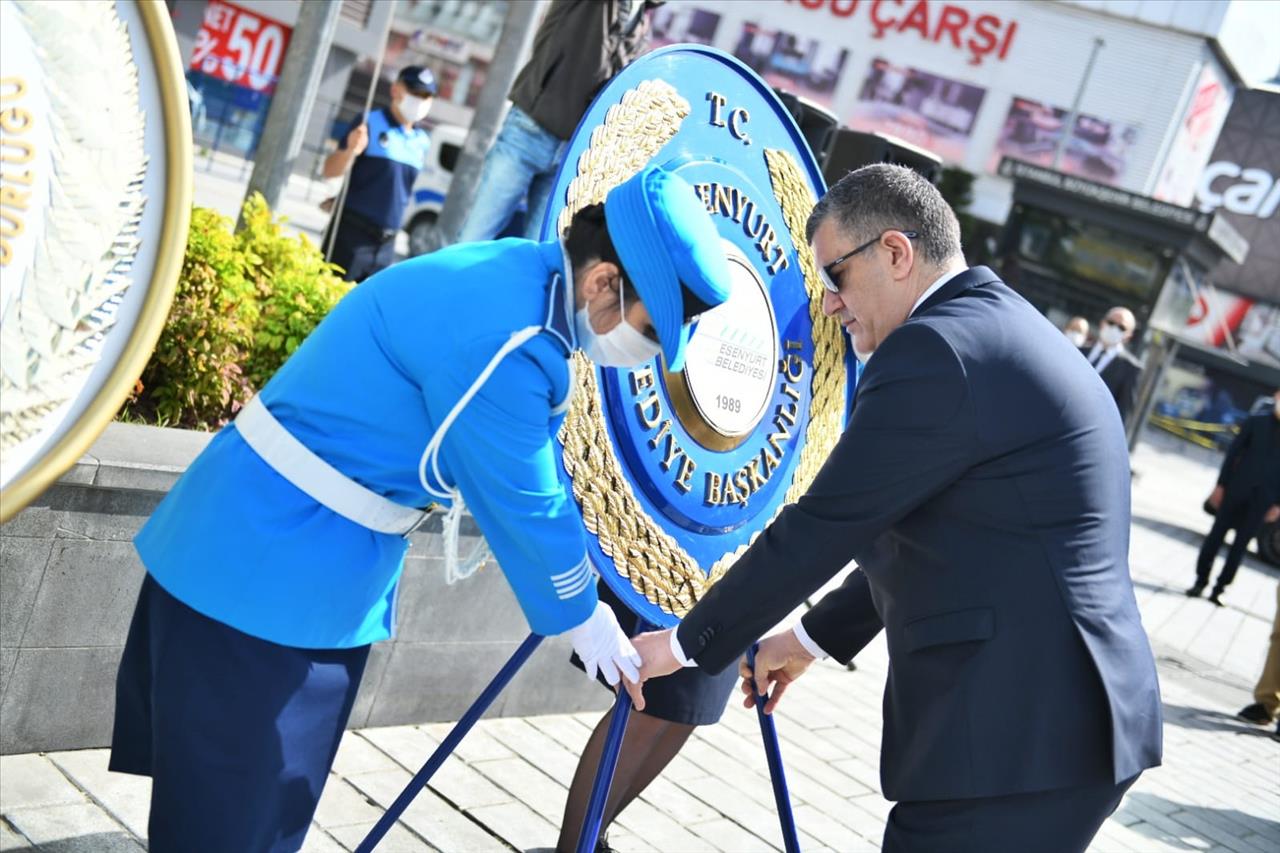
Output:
[556, 80, 845, 616]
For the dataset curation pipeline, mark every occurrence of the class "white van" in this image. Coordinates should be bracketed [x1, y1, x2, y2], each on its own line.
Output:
[401, 123, 466, 257]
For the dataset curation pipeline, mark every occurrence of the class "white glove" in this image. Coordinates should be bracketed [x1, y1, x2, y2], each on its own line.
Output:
[567, 600, 641, 686]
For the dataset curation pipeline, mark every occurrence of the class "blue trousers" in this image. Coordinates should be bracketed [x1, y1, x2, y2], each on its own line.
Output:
[110, 576, 369, 852]
[882, 774, 1139, 853]
[456, 105, 566, 243]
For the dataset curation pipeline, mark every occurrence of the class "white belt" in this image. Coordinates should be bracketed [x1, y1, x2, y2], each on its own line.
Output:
[234, 396, 430, 536]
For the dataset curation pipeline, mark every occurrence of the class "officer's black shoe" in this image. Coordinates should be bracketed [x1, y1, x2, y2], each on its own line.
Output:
[1208, 591, 1225, 607]
[1236, 703, 1275, 725]
[1184, 582, 1206, 598]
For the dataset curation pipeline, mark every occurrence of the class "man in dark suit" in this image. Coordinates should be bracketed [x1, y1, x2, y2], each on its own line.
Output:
[633, 164, 1162, 852]
[1080, 306, 1142, 426]
[1188, 392, 1280, 606]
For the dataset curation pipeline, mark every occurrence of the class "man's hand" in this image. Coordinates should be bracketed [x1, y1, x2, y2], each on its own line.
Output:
[346, 121, 369, 156]
[1208, 485, 1224, 510]
[632, 629, 682, 681]
[739, 629, 816, 715]
[1266, 505, 1280, 524]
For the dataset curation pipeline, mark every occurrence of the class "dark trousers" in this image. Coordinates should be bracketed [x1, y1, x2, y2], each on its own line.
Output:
[1196, 497, 1268, 592]
[326, 212, 397, 283]
[882, 774, 1138, 853]
[110, 576, 370, 853]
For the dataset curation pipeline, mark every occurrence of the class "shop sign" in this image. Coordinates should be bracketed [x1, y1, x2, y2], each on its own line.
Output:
[189, 0, 292, 93]
[785, 0, 1019, 65]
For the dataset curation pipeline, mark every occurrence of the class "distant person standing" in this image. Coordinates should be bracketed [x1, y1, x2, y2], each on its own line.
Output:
[1081, 306, 1141, 425]
[1235, 581, 1280, 741]
[1188, 391, 1280, 606]
[323, 66, 437, 282]
[456, 0, 661, 243]
[1063, 315, 1089, 347]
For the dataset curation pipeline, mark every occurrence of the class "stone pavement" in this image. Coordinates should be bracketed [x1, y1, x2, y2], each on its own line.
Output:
[3, 428, 1278, 852]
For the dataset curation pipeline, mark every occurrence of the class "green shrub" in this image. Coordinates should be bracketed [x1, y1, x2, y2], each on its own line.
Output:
[131, 206, 258, 429]
[128, 194, 351, 430]
[236, 193, 350, 388]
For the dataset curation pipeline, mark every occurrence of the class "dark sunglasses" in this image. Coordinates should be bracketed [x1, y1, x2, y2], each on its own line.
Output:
[818, 230, 919, 293]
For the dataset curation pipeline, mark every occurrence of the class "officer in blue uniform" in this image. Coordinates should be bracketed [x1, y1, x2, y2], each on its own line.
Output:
[322, 65, 436, 282]
[108, 166, 732, 852]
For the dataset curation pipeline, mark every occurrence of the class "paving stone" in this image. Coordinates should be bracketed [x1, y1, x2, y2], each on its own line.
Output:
[359, 725, 515, 811]
[596, 823, 660, 853]
[0, 821, 32, 850]
[344, 768, 509, 852]
[469, 756, 567, 823]
[791, 803, 878, 851]
[423, 721, 514, 763]
[326, 822, 435, 852]
[313, 777, 384, 829]
[465, 801, 558, 852]
[332, 731, 400, 777]
[612, 797, 718, 851]
[523, 713, 594, 753]
[686, 816, 778, 852]
[4, 803, 140, 851]
[475, 717, 582, 786]
[635, 776, 720, 826]
[300, 826, 349, 852]
[0, 755, 84, 809]
[46, 749, 150, 840]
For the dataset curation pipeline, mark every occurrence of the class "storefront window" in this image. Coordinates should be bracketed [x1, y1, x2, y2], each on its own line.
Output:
[1016, 209, 1166, 299]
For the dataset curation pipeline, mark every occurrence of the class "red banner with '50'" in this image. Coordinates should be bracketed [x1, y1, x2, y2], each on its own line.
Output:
[189, 0, 292, 93]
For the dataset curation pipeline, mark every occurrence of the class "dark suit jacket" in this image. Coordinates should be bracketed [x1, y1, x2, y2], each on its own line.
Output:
[1079, 344, 1142, 424]
[677, 267, 1162, 803]
[1218, 410, 1280, 509]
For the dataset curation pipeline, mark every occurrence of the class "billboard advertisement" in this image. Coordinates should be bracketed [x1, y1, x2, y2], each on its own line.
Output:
[1195, 88, 1280, 304]
[650, 4, 722, 49]
[846, 57, 986, 163]
[1152, 63, 1233, 206]
[731, 21, 849, 107]
[189, 0, 291, 94]
[990, 96, 1139, 186]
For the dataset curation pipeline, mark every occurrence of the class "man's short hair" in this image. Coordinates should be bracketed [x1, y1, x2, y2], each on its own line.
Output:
[806, 164, 962, 267]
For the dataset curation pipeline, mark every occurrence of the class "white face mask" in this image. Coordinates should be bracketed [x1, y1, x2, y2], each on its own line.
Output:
[1098, 324, 1125, 347]
[398, 93, 431, 123]
[1065, 330, 1087, 347]
[576, 286, 662, 367]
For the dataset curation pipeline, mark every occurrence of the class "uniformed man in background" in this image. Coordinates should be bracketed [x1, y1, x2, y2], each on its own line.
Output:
[322, 65, 437, 281]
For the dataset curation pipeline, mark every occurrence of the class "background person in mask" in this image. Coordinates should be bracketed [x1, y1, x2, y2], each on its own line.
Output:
[107, 166, 730, 852]
[1063, 315, 1090, 348]
[1187, 390, 1280, 606]
[321, 66, 437, 282]
[1080, 306, 1142, 426]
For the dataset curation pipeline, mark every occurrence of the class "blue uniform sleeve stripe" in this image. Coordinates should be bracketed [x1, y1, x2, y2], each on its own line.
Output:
[556, 569, 597, 600]
[551, 556, 590, 584]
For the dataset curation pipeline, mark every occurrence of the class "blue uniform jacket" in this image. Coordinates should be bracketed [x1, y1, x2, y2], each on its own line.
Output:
[136, 239, 595, 649]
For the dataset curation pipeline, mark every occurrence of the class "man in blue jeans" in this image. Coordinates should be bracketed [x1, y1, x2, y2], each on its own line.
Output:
[457, 0, 661, 243]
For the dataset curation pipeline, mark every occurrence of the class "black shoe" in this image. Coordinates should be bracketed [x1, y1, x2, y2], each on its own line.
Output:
[1208, 591, 1225, 607]
[1184, 583, 1205, 598]
[1236, 703, 1275, 725]
[1272, 722, 1280, 743]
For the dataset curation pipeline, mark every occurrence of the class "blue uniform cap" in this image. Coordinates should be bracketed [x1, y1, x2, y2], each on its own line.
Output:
[398, 65, 438, 97]
[604, 166, 732, 372]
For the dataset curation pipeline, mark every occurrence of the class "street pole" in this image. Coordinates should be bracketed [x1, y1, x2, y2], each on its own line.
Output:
[433, 0, 546, 248]
[1052, 37, 1104, 172]
[239, 0, 342, 227]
